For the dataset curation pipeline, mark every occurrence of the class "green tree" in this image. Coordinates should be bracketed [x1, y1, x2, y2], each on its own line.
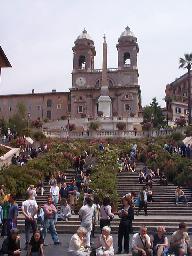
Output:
[179, 53, 192, 125]
[143, 98, 165, 128]
[8, 103, 28, 135]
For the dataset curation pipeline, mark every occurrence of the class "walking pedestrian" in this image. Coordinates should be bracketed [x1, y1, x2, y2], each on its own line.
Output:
[42, 196, 60, 245]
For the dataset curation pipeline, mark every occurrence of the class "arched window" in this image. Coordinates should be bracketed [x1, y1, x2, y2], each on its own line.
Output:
[124, 52, 131, 66]
[95, 80, 100, 87]
[47, 99, 52, 107]
[79, 55, 86, 69]
[108, 80, 113, 87]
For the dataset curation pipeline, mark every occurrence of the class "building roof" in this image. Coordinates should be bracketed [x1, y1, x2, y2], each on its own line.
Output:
[120, 26, 135, 38]
[169, 71, 192, 87]
[0, 91, 69, 98]
[76, 29, 92, 41]
[0, 46, 12, 67]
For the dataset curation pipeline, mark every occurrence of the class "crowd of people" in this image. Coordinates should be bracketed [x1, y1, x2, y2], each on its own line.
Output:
[164, 143, 192, 158]
[0, 143, 190, 256]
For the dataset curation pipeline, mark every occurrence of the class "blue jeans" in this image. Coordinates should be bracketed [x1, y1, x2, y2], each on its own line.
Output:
[52, 195, 59, 205]
[43, 218, 59, 243]
[25, 219, 37, 244]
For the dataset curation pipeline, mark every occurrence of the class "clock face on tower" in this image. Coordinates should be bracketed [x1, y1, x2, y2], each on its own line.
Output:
[75, 77, 86, 87]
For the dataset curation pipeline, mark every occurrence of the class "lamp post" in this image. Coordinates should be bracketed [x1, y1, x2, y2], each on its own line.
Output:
[27, 112, 31, 135]
[151, 113, 154, 137]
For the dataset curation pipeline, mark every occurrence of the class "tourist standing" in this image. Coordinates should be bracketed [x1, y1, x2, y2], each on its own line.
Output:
[1, 195, 10, 237]
[42, 196, 60, 245]
[100, 197, 114, 231]
[59, 183, 68, 200]
[22, 191, 38, 248]
[79, 197, 94, 247]
[7, 195, 18, 235]
[117, 197, 134, 254]
[50, 183, 60, 205]
[136, 187, 148, 216]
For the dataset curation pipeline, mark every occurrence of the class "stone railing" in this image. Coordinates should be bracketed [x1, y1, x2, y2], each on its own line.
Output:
[44, 128, 179, 139]
[0, 145, 20, 169]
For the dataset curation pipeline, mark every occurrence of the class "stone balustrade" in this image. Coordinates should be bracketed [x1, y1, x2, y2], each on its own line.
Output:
[0, 145, 20, 169]
[44, 128, 181, 139]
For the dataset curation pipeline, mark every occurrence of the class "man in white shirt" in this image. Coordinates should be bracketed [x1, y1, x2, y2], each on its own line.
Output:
[132, 226, 152, 256]
[79, 197, 94, 247]
[50, 183, 60, 205]
[21, 191, 38, 248]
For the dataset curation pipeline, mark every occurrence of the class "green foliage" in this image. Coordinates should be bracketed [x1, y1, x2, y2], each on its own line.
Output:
[32, 131, 46, 141]
[116, 122, 126, 131]
[0, 145, 9, 156]
[185, 126, 192, 136]
[89, 121, 100, 131]
[143, 98, 166, 128]
[170, 132, 184, 142]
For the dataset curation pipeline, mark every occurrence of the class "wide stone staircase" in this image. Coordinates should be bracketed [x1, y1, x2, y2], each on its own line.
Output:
[16, 162, 192, 234]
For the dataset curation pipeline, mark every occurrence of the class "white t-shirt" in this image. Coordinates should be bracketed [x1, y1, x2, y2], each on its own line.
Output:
[50, 186, 59, 196]
[68, 233, 84, 252]
[132, 233, 151, 250]
[79, 205, 94, 224]
[22, 199, 38, 219]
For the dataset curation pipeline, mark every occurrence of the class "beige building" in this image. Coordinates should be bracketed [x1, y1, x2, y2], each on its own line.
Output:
[165, 71, 192, 122]
[0, 91, 70, 121]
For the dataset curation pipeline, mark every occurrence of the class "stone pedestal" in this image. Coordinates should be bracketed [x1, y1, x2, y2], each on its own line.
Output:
[98, 95, 112, 117]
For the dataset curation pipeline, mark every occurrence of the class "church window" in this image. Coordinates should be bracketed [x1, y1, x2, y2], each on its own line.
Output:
[124, 52, 131, 66]
[47, 99, 52, 107]
[184, 109, 188, 115]
[175, 107, 181, 114]
[78, 105, 83, 113]
[47, 110, 52, 119]
[57, 104, 62, 109]
[37, 105, 41, 111]
[108, 80, 113, 87]
[95, 80, 100, 87]
[79, 56, 86, 69]
[9, 106, 12, 112]
[79, 96, 83, 100]
[124, 104, 131, 111]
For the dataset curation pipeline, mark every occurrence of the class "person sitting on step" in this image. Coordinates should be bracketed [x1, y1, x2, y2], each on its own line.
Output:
[132, 226, 153, 256]
[59, 198, 71, 221]
[96, 226, 114, 256]
[151, 226, 168, 256]
[68, 227, 90, 256]
[169, 222, 190, 255]
[175, 186, 188, 205]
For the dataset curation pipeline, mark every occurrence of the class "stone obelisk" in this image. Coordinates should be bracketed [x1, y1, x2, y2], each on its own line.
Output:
[98, 35, 112, 117]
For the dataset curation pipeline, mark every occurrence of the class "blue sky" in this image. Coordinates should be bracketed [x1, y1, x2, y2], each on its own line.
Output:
[1, 0, 192, 106]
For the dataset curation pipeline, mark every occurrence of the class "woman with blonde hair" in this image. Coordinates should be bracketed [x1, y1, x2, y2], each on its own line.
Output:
[68, 227, 90, 256]
[96, 226, 114, 256]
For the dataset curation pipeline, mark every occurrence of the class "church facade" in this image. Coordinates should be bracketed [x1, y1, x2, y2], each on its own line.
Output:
[0, 27, 143, 127]
[70, 27, 142, 119]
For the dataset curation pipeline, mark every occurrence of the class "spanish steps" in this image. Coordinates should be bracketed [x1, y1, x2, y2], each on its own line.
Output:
[16, 161, 192, 234]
